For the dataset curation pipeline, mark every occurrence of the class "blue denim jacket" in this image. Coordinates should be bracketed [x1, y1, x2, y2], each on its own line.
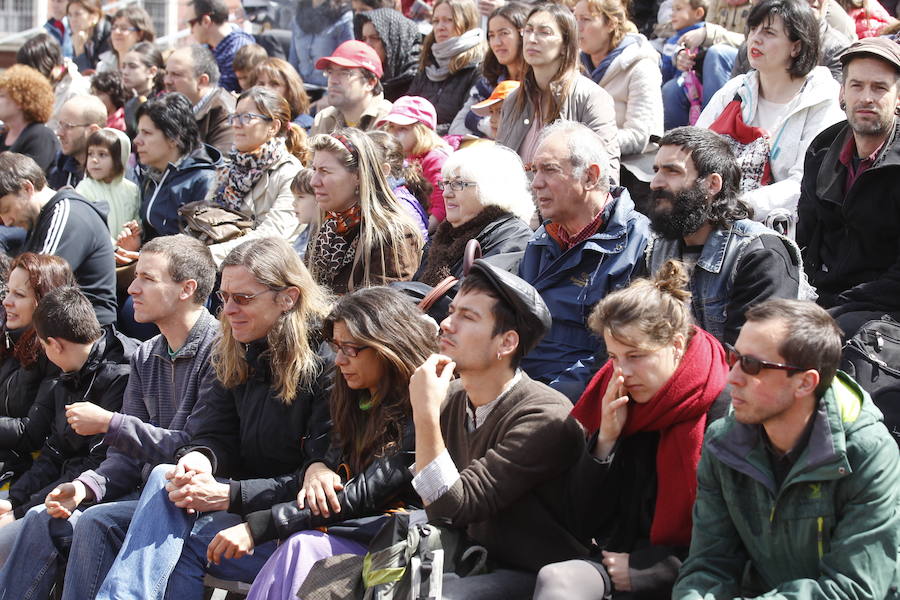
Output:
[519, 188, 650, 400]
[645, 219, 804, 342]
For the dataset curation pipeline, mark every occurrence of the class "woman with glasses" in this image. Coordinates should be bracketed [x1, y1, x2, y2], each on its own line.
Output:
[0, 65, 61, 172]
[68, 0, 112, 73]
[208, 286, 434, 600]
[96, 5, 155, 74]
[532, 260, 729, 600]
[306, 127, 424, 294]
[497, 2, 619, 176]
[205, 86, 308, 264]
[90, 237, 336, 599]
[408, 0, 485, 134]
[115, 93, 221, 265]
[416, 143, 534, 286]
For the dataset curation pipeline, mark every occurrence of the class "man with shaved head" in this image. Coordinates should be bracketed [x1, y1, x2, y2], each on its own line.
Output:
[47, 95, 107, 189]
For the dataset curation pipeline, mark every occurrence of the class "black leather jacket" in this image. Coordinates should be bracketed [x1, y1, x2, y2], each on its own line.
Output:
[241, 421, 418, 545]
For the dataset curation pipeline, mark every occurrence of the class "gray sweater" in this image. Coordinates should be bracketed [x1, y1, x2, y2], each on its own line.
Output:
[77, 308, 219, 502]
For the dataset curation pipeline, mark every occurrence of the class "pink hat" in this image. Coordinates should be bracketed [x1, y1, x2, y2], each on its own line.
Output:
[376, 96, 437, 130]
[315, 40, 384, 79]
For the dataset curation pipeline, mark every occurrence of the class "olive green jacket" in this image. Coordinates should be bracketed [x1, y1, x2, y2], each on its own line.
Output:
[674, 372, 900, 600]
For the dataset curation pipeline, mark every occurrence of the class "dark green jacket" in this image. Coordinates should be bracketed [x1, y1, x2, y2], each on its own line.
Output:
[674, 372, 900, 600]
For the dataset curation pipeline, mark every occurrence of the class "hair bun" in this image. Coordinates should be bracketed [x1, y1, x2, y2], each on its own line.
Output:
[652, 259, 692, 303]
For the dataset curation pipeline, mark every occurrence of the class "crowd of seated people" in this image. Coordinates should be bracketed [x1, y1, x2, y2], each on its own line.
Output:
[0, 0, 897, 597]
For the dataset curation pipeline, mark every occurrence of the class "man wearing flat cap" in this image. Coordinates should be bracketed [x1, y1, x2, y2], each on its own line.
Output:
[798, 37, 900, 336]
[409, 259, 588, 597]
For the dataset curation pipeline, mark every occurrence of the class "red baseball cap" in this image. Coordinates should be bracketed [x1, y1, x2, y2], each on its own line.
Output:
[315, 40, 384, 79]
[376, 96, 437, 130]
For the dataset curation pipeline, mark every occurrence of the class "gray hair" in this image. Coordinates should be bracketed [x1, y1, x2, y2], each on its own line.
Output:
[190, 44, 220, 87]
[441, 143, 535, 223]
[537, 120, 610, 192]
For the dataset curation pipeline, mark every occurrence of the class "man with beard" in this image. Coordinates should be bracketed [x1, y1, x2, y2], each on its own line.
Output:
[798, 37, 900, 337]
[646, 126, 802, 345]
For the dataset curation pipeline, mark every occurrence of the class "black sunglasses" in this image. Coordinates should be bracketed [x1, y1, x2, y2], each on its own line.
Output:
[188, 12, 210, 26]
[725, 344, 805, 376]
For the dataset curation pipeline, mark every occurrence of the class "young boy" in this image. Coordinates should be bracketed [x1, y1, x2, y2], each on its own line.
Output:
[232, 43, 268, 91]
[471, 80, 521, 140]
[291, 167, 319, 259]
[0, 287, 136, 556]
[660, 0, 708, 83]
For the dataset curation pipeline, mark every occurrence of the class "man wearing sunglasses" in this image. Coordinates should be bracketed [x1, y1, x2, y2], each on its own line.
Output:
[675, 299, 900, 600]
[646, 126, 804, 346]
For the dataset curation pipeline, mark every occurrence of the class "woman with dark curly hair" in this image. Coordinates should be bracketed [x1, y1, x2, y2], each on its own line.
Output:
[0, 64, 61, 172]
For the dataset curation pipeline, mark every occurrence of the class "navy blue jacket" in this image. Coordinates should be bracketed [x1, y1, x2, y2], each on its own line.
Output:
[519, 188, 650, 402]
[136, 144, 222, 241]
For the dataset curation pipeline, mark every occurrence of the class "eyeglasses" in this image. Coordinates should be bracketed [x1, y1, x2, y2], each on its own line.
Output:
[227, 112, 274, 126]
[324, 67, 360, 82]
[111, 25, 138, 33]
[56, 121, 91, 132]
[328, 340, 371, 358]
[187, 13, 210, 27]
[437, 180, 478, 192]
[724, 344, 805, 376]
[521, 26, 559, 41]
[216, 288, 283, 306]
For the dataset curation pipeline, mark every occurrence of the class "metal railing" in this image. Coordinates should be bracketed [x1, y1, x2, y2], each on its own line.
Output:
[0, 0, 187, 49]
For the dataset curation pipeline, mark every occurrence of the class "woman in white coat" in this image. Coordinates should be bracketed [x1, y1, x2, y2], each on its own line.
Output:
[696, 0, 844, 225]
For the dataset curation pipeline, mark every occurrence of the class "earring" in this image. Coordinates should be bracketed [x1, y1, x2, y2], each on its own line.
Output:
[496, 351, 502, 361]
[354, 186, 360, 195]
[840, 100, 846, 111]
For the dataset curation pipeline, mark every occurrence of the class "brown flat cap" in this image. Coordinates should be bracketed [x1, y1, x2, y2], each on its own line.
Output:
[840, 37, 900, 73]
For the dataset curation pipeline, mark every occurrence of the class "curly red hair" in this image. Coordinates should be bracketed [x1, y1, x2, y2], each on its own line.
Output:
[0, 64, 55, 124]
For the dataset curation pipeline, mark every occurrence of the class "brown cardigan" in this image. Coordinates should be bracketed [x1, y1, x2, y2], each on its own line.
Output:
[427, 374, 589, 572]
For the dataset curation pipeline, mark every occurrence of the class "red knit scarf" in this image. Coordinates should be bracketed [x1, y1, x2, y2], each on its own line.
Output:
[571, 326, 728, 547]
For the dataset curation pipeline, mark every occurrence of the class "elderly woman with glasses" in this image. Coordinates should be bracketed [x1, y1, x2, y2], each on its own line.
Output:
[204, 86, 309, 265]
[416, 143, 535, 286]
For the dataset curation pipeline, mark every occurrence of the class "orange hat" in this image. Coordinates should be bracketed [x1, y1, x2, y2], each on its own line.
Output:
[471, 80, 521, 117]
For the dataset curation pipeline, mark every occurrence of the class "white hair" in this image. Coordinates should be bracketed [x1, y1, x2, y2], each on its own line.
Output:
[538, 120, 610, 192]
[441, 142, 535, 223]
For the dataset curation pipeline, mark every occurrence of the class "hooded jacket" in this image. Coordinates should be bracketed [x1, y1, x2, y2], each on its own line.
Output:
[353, 9, 422, 102]
[674, 373, 900, 599]
[23, 189, 118, 325]
[695, 67, 845, 221]
[75, 128, 140, 241]
[797, 119, 900, 311]
[136, 143, 222, 241]
[581, 33, 663, 156]
[6, 325, 137, 518]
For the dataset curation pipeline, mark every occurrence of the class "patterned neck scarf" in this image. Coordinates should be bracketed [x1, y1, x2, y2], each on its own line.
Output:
[215, 137, 287, 212]
[310, 204, 362, 288]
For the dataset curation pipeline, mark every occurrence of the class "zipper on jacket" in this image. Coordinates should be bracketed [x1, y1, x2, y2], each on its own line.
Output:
[816, 516, 824, 559]
[144, 168, 171, 232]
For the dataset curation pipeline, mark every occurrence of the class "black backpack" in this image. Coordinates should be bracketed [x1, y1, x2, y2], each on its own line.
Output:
[840, 316, 900, 446]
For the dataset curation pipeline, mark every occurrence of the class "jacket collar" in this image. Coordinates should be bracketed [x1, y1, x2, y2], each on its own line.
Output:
[532, 186, 635, 255]
[58, 329, 109, 389]
[151, 308, 216, 361]
[708, 372, 867, 492]
[815, 118, 900, 205]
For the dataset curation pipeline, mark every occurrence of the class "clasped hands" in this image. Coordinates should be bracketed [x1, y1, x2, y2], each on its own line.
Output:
[207, 461, 345, 565]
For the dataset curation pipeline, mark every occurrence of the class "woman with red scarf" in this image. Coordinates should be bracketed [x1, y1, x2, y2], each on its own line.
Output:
[533, 260, 730, 600]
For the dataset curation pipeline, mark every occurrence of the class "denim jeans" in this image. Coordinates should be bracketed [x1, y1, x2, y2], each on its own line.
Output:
[95, 464, 276, 600]
[61, 499, 139, 600]
[0, 505, 74, 600]
[662, 44, 739, 130]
